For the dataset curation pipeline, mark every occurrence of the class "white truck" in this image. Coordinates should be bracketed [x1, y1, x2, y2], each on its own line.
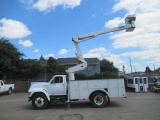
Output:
[28, 75, 126, 110]
[28, 15, 136, 110]
[0, 80, 14, 95]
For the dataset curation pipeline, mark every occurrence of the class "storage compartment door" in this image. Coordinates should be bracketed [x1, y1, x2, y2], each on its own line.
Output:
[118, 79, 126, 97]
[69, 81, 80, 99]
[79, 81, 88, 99]
[108, 79, 118, 97]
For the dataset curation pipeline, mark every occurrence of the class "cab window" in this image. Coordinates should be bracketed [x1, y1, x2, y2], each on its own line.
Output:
[128, 79, 133, 84]
[51, 77, 63, 84]
[139, 78, 142, 84]
[1, 81, 3, 86]
[143, 78, 147, 84]
[135, 78, 138, 84]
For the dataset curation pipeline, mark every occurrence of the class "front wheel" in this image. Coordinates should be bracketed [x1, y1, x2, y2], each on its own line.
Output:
[152, 87, 156, 92]
[32, 93, 48, 110]
[91, 92, 107, 108]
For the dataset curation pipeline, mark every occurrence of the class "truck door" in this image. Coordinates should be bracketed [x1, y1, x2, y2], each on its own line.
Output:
[0, 81, 4, 93]
[142, 77, 148, 92]
[138, 78, 144, 92]
[48, 76, 66, 96]
[134, 78, 139, 92]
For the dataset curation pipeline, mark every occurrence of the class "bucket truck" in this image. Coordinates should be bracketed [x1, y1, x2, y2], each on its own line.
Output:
[28, 15, 136, 110]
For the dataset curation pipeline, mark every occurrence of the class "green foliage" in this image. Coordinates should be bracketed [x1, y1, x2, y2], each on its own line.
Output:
[100, 59, 119, 73]
[17, 59, 31, 78]
[39, 55, 45, 60]
[102, 72, 118, 78]
[0, 39, 119, 80]
[119, 75, 125, 78]
[145, 66, 152, 74]
[71, 59, 119, 80]
[0, 39, 24, 79]
[0, 39, 48, 80]
[74, 71, 119, 80]
[46, 57, 57, 74]
[75, 73, 87, 80]
[88, 73, 102, 79]
[46, 57, 66, 75]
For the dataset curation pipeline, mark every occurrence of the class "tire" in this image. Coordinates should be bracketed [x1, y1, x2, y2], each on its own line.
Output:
[32, 93, 48, 110]
[91, 92, 107, 108]
[152, 87, 156, 92]
[8, 88, 12, 95]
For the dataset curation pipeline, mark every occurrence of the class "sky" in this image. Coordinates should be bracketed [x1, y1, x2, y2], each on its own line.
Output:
[0, 0, 160, 73]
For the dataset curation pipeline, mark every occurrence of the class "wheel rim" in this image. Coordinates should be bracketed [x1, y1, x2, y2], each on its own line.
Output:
[35, 97, 45, 107]
[94, 95, 104, 105]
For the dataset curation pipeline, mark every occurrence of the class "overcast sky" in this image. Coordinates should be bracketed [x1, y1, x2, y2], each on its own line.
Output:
[0, 0, 160, 73]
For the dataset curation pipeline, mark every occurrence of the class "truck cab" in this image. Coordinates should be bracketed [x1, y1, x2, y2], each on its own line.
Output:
[47, 75, 67, 96]
[0, 80, 14, 95]
[28, 75, 68, 110]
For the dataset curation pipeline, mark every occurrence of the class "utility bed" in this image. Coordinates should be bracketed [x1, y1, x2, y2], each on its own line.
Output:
[69, 79, 126, 100]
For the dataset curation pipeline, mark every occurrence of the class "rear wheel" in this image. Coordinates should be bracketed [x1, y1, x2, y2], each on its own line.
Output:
[8, 88, 12, 95]
[91, 92, 107, 108]
[32, 93, 48, 110]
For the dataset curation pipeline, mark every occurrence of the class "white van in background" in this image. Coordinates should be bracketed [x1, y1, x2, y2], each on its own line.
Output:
[127, 77, 148, 92]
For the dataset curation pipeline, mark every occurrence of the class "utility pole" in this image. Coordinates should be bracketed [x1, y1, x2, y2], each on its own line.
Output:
[153, 64, 156, 76]
[123, 65, 125, 75]
[129, 57, 132, 74]
[134, 67, 136, 73]
[153, 64, 155, 71]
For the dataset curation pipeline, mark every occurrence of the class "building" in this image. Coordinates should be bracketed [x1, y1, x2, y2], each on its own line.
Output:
[57, 58, 100, 76]
[118, 71, 124, 76]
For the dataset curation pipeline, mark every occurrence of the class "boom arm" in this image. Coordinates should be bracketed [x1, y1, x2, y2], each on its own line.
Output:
[66, 14, 136, 80]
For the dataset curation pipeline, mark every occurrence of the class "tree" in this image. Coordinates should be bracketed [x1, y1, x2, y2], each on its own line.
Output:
[46, 57, 66, 75]
[99, 59, 119, 78]
[145, 66, 152, 74]
[28, 60, 44, 79]
[39, 55, 45, 60]
[100, 59, 119, 73]
[75, 73, 87, 80]
[46, 57, 58, 74]
[0, 39, 24, 79]
[14, 58, 47, 80]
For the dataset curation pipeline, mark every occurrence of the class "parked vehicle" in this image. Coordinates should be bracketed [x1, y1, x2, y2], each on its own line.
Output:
[126, 77, 148, 92]
[28, 14, 136, 110]
[150, 77, 160, 92]
[28, 75, 126, 110]
[0, 80, 14, 95]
